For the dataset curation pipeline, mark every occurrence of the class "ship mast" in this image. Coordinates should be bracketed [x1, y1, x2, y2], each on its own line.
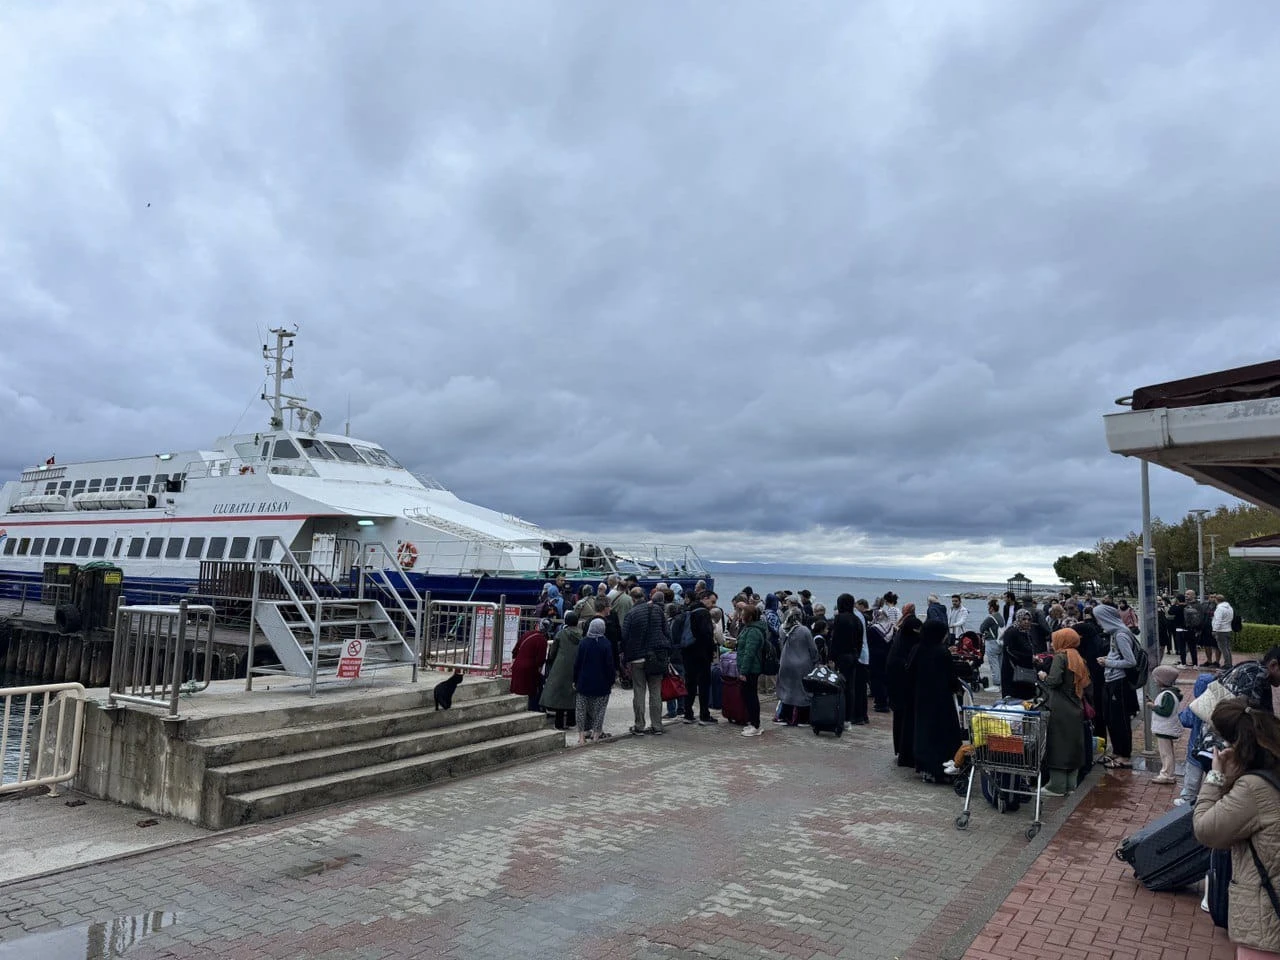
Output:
[263, 326, 299, 431]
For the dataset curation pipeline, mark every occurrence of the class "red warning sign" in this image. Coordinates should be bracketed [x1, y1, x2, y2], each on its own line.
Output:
[337, 638, 366, 679]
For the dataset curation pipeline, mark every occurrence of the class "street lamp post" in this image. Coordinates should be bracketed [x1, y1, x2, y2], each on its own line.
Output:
[1190, 509, 1210, 597]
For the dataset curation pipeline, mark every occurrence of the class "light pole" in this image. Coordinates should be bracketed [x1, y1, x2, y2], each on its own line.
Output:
[1190, 509, 1210, 598]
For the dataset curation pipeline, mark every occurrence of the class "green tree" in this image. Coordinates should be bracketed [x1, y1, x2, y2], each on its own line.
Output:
[1209, 557, 1280, 624]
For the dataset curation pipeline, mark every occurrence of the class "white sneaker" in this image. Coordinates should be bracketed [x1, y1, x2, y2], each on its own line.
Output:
[844, 722, 854, 730]
[1173, 797, 1189, 807]
[741, 725, 757, 738]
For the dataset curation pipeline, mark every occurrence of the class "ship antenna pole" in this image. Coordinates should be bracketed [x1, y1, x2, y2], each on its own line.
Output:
[264, 326, 293, 431]
[345, 394, 351, 437]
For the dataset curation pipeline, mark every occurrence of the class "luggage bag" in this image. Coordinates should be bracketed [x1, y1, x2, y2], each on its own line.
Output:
[721, 676, 748, 725]
[1207, 846, 1231, 929]
[1114, 805, 1209, 891]
[810, 690, 845, 736]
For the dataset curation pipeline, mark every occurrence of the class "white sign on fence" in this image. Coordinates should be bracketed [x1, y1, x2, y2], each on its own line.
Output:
[470, 605, 521, 667]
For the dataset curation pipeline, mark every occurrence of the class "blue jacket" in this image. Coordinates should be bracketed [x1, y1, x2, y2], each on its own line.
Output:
[574, 633, 616, 697]
[1179, 672, 1215, 765]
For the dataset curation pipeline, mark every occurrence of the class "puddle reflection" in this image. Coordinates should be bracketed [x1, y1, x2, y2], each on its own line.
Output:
[0, 910, 179, 960]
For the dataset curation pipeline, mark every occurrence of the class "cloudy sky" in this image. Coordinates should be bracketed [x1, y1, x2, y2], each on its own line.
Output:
[3, 0, 1279, 582]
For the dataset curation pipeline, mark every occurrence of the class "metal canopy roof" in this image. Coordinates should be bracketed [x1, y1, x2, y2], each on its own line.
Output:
[1103, 359, 1280, 560]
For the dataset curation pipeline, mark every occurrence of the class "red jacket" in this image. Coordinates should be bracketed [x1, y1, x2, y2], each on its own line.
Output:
[510, 630, 549, 695]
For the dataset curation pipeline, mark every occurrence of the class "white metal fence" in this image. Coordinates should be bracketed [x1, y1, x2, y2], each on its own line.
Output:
[1, 681, 87, 795]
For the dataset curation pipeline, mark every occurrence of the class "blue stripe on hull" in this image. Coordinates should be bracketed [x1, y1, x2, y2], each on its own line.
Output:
[0, 568, 714, 610]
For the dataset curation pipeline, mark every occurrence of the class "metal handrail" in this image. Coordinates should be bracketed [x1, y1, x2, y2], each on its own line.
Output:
[360, 540, 423, 682]
[108, 600, 216, 717]
[1, 682, 87, 796]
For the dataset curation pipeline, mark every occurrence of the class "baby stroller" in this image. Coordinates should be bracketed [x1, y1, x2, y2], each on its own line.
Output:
[951, 631, 987, 692]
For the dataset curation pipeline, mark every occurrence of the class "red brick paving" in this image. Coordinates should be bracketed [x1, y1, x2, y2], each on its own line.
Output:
[963, 730, 1234, 959]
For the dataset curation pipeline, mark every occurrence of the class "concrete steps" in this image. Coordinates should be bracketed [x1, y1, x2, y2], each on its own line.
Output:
[221, 729, 564, 825]
[164, 676, 563, 829]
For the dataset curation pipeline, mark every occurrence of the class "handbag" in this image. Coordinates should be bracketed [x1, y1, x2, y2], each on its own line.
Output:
[1083, 698, 1097, 722]
[660, 667, 687, 701]
[1012, 665, 1038, 686]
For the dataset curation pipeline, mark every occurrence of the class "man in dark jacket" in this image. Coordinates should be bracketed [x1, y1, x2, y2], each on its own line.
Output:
[622, 587, 670, 735]
[828, 593, 866, 729]
[681, 592, 719, 725]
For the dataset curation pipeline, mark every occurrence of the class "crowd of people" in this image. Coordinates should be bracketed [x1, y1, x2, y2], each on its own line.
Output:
[503, 574, 1280, 957]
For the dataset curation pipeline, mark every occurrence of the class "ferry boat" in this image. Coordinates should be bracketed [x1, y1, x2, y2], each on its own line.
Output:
[0, 328, 711, 610]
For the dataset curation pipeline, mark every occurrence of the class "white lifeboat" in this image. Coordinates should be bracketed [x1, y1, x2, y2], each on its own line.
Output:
[11, 494, 69, 513]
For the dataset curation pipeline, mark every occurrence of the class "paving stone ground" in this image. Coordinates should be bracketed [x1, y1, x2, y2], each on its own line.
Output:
[0, 705, 1074, 960]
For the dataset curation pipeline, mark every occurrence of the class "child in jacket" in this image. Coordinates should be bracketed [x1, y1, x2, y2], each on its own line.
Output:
[1176, 673, 1216, 806]
[1150, 664, 1183, 784]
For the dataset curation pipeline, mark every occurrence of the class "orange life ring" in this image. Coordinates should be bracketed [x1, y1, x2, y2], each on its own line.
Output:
[239, 465, 254, 475]
[396, 541, 418, 570]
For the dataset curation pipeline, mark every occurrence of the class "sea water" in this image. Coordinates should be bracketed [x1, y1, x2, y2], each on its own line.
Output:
[706, 573, 1018, 616]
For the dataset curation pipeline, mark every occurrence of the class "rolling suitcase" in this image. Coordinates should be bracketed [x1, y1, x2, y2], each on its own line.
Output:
[1114, 805, 1209, 891]
[810, 690, 845, 736]
[1079, 720, 1095, 779]
[721, 676, 748, 725]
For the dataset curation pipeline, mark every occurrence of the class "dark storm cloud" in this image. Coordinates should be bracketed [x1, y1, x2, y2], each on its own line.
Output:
[3, 0, 1280, 579]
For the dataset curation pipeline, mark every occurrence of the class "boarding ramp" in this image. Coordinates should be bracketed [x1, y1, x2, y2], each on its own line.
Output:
[246, 538, 419, 696]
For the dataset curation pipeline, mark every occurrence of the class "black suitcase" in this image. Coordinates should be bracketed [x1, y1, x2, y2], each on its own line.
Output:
[1207, 846, 1231, 929]
[1079, 720, 1095, 780]
[810, 690, 845, 736]
[1114, 805, 1209, 891]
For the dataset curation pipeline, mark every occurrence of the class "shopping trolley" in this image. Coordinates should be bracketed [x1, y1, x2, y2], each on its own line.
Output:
[956, 703, 1050, 840]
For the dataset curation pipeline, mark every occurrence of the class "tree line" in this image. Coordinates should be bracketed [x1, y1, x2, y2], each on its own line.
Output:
[1053, 502, 1280, 623]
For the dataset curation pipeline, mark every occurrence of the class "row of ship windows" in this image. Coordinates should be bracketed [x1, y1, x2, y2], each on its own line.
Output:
[42, 474, 181, 497]
[2, 534, 268, 561]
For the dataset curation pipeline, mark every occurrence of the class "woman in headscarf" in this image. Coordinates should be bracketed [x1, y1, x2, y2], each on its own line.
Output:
[775, 606, 820, 725]
[910, 620, 963, 783]
[541, 612, 582, 730]
[1000, 609, 1039, 701]
[886, 604, 922, 767]
[510, 618, 551, 712]
[1038, 628, 1089, 796]
[574, 617, 616, 744]
[540, 583, 565, 618]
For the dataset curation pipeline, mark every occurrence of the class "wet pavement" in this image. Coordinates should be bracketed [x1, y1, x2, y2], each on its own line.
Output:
[0, 702, 1080, 960]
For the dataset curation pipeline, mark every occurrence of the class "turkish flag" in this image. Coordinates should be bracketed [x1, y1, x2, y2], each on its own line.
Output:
[45, 456, 55, 465]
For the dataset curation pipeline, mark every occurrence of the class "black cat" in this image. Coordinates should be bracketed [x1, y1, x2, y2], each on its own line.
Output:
[433, 670, 464, 710]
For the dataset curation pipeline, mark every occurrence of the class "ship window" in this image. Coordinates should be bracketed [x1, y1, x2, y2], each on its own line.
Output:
[151, 474, 168, 493]
[17, 538, 30, 555]
[31, 538, 44, 555]
[92, 538, 108, 557]
[298, 438, 334, 460]
[103, 478, 117, 492]
[45, 482, 57, 494]
[60, 538, 75, 556]
[260, 442, 270, 461]
[206, 537, 227, 560]
[271, 439, 300, 460]
[46, 538, 59, 556]
[228, 536, 250, 559]
[165, 538, 183, 559]
[119, 476, 134, 489]
[360, 446, 402, 468]
[135, 475, 150, 491]
[2, 539, 13, 556]
[71, 480, 86, 496]
[145, 538, 164, 558]
[255, 538, 273, 560]
[185, 537, 205, 559]
[75, 538, 90, 557]
[113, 538, 123, 558]
[59, 481, 71, 494]
[127, 538, 144, 558]
[88, 479, 102, 493]
[326, 441, 362, 463]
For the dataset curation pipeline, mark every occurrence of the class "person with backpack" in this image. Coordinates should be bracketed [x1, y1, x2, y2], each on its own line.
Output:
[680, 592, 719, 725]
[1193, 697, 1280, 957]
[663, 603, 686, 720]
[1185, 588, 1218, 667]
[1094, 603, 1139, 769]
[1214, 594, 1237, 670]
